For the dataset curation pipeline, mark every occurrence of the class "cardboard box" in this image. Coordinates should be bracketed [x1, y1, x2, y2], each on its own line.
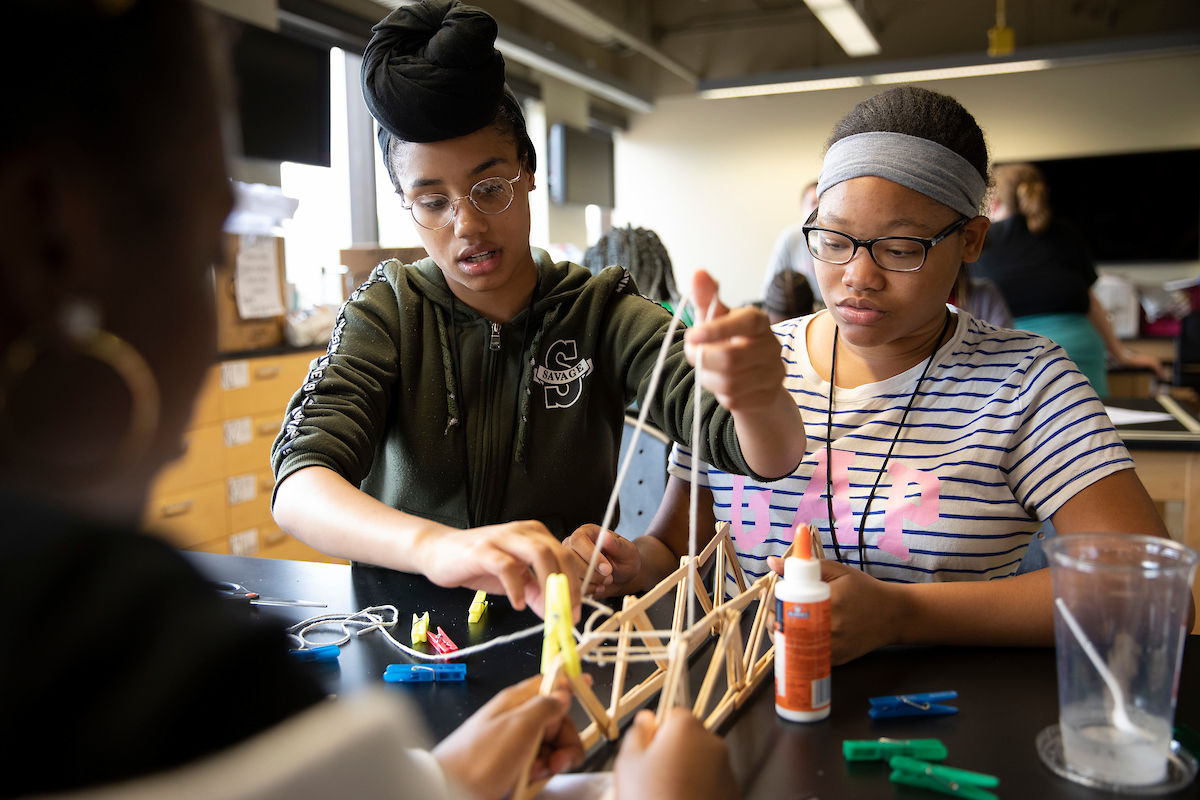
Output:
[213, 233, 285, 354]
[340, 246, 427, 288]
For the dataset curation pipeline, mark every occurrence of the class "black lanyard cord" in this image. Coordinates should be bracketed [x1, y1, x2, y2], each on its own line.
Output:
[826, 308, 952, 574]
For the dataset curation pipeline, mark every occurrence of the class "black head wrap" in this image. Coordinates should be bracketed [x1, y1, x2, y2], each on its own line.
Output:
[362, 0, 535, 170]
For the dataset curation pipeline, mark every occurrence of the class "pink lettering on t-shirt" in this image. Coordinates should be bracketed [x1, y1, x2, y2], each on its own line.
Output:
[730, 477, 773, 550]
[880, 462, 941, 561]
[789, 447, 856, 545]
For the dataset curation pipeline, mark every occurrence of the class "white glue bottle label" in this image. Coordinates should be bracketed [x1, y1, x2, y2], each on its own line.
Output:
[774, 528, 831, 721]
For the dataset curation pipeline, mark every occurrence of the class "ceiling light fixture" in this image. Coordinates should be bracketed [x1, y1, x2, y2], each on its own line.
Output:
[700, 76, 866, 99]
[696, 32, 1200, 100]
[802, 0, 881, 57]
[871, 59, 1050, 84]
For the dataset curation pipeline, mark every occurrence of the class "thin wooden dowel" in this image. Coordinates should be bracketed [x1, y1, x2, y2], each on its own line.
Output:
[511, 657, 564, 800]
[723, 532, 749, 594]
[608, 595, 634, 718]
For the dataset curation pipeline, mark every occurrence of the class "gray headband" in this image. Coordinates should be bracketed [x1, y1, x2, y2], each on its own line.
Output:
[817, 132, 987, 218]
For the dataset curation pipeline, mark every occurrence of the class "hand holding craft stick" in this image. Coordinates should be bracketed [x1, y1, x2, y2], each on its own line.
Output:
[684, 269, 806, 481]
[613, 708, 742, 800]
[432, 674, 584, 800]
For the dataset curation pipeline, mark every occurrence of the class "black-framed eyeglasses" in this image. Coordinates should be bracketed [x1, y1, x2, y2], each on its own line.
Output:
[401, 168, 523, 231]
[801, 209, 971, 273]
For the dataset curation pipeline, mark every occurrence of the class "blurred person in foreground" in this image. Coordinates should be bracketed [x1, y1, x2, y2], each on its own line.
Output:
[0, 2, 738, 798]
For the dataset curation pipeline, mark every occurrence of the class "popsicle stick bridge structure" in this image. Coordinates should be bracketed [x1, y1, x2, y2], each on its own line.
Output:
[511, 522, 803, 800]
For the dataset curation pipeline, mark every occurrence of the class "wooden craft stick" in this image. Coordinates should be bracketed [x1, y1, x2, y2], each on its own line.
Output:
[608, 595, 634, 718]
[568, 670, 620, 740]
[616, 667, 666, 720]
[712, 537, 726, 612]
[724, 611, 746, 692]
[629, 609, 670, 671]
[743, 571, 777, 674]
[692, 568, 715, 618]
[692, 611, 737, 718]
[655, 640, 689, 725]
[722, 532, 749, 594]
[679, 578, 765, 651]
[579, 721, 599, 751]
[595, 559, 688, 635]
[511, 657, 564, 800]
[669, 556, 688, 638]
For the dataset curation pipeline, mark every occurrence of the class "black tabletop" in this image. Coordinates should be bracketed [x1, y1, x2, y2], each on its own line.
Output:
[1107, 396, 1200, 452]
[183, 552, 1200, 799]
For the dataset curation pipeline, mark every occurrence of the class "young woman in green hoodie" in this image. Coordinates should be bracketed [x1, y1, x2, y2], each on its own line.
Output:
[270, 0, 805, 619]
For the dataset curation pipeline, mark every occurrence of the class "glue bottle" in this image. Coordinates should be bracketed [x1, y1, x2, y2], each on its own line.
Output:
[774, 530, 831, 721]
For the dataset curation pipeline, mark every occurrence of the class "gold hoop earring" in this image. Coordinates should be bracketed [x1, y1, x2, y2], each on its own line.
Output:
[0, 305, 160, 472]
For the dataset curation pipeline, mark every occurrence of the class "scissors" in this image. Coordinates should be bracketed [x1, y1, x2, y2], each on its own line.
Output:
[211, 581, 326, 608]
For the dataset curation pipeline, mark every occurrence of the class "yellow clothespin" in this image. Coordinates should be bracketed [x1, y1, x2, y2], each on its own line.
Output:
[468, 590, 488, 623]
[411, 611, 429, 645]
[540, 573, 580, 677]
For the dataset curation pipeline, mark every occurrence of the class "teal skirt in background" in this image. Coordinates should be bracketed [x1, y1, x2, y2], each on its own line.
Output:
[1013, 312, 1108, 396]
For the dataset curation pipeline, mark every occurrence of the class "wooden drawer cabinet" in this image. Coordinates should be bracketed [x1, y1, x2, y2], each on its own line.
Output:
[152, 423, 224, 495]
[258, 525, 346, 564]
[144, 349, 346, 565]
[220, 353, 316, 418]
[186, 534, 233, 555]
[188, 367, 222, 427]
[223, 412, 285, 476]
[144, 482, 227, 549]
[183, 525, 345, 565]
[226, 469, 277, 533]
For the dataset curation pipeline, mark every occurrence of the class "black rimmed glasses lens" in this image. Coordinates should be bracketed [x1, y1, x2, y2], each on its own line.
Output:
[403, 168, 523, 231]
[802, 212, 971, 272]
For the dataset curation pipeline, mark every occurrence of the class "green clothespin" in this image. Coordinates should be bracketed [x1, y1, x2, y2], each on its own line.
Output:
[843, 738, 948, 762]
[888, 756, 999, 800]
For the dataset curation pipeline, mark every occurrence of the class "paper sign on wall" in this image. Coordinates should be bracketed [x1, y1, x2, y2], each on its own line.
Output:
[235, 234, 285, 319]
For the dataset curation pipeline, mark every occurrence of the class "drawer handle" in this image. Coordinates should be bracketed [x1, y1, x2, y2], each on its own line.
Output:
[162, 500, 194, 518]
[264, 529, 287, 545]
[255, 366, 281, 379]
[258, 421, 281, 436]
[260, 477, 276, 492]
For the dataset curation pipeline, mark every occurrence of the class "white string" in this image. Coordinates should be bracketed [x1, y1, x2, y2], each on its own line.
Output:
[287, 605, 544, 662]
[581, 288, 694, 597]
[289, 290, 729, 670]
[687, 298, 719, 631]
[285, 602, 674, 668]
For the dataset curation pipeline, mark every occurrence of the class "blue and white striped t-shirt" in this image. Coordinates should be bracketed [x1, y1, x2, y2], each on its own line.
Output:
[670, 309, 1133, 587]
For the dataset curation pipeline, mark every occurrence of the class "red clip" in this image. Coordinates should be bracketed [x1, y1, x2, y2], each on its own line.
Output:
[427, 627, 458, 655]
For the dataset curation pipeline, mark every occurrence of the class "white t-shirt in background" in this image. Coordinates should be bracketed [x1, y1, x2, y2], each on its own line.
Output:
[670, 309, 1133, 590]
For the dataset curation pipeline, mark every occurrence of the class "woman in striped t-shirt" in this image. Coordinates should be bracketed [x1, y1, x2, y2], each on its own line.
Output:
[568, 86, 1182, 665]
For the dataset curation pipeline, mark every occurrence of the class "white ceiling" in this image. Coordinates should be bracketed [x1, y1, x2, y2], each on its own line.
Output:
[308, 0, 1200, 107]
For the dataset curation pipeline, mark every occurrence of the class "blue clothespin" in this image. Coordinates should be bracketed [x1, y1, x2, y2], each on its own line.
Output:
[289, 645, 340, 663]
[383, 663, 467, 683]
[869, 691, 958, 719]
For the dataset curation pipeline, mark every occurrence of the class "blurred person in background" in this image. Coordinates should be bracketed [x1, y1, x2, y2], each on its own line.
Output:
[972, 162, 1160, 395]
[762, 181, 822, 307]
[763, 268, 816, 325]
